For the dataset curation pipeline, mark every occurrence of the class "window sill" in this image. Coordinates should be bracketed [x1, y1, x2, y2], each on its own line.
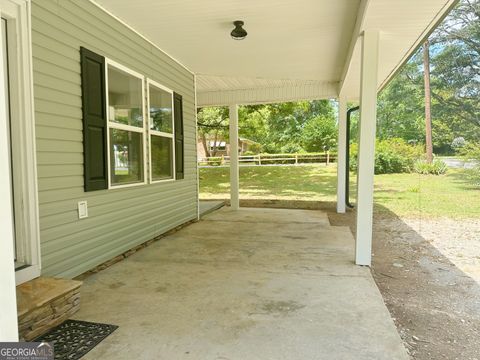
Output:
[151, 178, 176, 184]
[109, 180, 147, 190]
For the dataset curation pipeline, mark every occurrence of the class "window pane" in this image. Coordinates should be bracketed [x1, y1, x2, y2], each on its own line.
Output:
[110, 128, 144, 185]
[149, 85, 173, 133]
[108, 65, 143, 127]
[151, 135, 173, 180]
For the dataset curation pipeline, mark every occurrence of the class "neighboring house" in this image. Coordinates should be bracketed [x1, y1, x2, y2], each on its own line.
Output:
[238, 137, 260, 155]
[197, 137, 259, 158]
[197, 139, 227, 158]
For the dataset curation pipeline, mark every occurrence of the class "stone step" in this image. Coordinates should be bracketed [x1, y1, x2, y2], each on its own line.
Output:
[16, 277, 82, 341]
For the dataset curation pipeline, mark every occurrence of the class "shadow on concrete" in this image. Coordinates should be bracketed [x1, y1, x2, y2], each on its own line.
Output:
[229, 198, 480, 360]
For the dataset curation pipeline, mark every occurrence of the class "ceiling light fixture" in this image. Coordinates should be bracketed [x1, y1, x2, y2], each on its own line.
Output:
[231, 20, 247, 40]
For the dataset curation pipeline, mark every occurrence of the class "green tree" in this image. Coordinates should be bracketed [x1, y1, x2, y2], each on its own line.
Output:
[431, 0, 480, 131]
[238, 105, 270, 146]
[301, 115, 337, 152]
[197, 107, 229, 157]
[374, 0, 480, 154]
[239, 100, 335, 153]
[376, 61, 424, 143]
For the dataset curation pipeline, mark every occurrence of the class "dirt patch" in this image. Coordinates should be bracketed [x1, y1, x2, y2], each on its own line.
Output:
[328, 208, 480, 360]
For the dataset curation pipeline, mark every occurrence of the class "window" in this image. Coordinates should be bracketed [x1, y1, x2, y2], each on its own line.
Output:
[80, 48, 185, 191]
[148, 80, 174, 182]
[106, 61, 146, 187]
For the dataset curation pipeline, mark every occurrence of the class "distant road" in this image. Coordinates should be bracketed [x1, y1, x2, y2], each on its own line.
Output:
[442, 157, 477, 169]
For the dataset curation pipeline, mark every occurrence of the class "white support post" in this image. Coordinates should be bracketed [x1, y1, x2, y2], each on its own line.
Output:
[336, 97, 347, 213]
[229, 104, 240, 210]
[355, 29, 380, 266]
[0, 25, 19, 339]
[194, 75, 200, 220]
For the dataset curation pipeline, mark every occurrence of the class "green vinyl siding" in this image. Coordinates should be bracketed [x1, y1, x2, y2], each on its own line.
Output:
[31, 0, 198, 278]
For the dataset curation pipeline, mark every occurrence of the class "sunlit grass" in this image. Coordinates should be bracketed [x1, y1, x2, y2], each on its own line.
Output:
[199, 165, 480, 218]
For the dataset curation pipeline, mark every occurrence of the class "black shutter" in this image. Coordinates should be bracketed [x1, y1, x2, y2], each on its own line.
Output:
[174, 92, 184, 180]
[80, 47, 108, 191]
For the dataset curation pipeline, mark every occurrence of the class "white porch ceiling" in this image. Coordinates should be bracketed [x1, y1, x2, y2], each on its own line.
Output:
[93, 0, 457, 105]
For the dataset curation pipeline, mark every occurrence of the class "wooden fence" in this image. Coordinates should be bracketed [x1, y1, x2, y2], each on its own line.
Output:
[198, 152, 337, 167]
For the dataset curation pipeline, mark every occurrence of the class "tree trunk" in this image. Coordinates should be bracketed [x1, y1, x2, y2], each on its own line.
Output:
[423, 40, 433, 163]
[200, 133, 210, 157]
[212, 131, 218, 157]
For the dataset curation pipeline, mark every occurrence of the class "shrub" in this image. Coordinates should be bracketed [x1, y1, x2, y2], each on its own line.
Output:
[349, 143, 359, 171]
[460, 142, 480, 187]
[375, 150, 410, 174]
[349, 138, 423, 174]
[248, 143, 263, 154]
[460, 142, 480, 162]
[280, 143, 304, 154]
[207, 156, 223, 166]
[451, 137, 466, 151]
[413, 159, 448, 175]
[259, 153, 296, 165]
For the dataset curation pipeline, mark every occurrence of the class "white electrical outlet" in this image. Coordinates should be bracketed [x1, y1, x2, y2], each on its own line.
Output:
[78, 201, 88, 219]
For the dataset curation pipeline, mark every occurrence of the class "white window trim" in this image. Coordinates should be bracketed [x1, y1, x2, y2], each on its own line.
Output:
[146, 78, 176, 184]
[105, 58, 148, 189]
[1, 0, 41, 285]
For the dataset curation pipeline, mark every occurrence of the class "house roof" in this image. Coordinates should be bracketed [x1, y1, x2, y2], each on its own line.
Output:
[208, 141, 226, 147]
[239, 137, 259, 145]
[92, 0, 457, 105]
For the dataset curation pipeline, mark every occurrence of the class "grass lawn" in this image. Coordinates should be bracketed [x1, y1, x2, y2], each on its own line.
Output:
[199, 164, 480, 218]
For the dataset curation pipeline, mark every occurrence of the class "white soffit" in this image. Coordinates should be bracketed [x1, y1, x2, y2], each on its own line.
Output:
[93, 0, 457, 104]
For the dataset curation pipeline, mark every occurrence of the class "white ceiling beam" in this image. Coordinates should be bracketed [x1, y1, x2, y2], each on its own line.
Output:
[197, 82, 338, 107]
[338, 0, 371, 97]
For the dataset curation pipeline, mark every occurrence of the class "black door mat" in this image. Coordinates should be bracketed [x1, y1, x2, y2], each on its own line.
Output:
[33, 319, 118, 360]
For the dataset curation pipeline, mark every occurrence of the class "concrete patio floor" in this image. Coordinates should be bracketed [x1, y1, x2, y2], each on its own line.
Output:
[74, 207, 408, 360]
[199, 200, 225, 217]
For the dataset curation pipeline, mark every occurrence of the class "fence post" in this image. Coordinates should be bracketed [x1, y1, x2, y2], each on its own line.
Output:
[221, 155, 224, 165]
[295, 154, 298, 165]
[258, 155, 262, 166]
[326, 151, 330, 166]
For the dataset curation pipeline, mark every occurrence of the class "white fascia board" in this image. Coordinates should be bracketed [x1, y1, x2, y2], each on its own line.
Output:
[197, 82, 338, 107]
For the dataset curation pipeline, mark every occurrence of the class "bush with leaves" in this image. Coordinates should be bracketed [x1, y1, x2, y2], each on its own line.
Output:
[414, 159, 448, 175]
[451, 137, 466, 151]
[280, 143, 304, 154]
[460, 142, 480, 162]
[460, 142, 480, 186]
[350, 138, 423, 174]
[247, 143, 263, 154]
[207, 157, 223, 166]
